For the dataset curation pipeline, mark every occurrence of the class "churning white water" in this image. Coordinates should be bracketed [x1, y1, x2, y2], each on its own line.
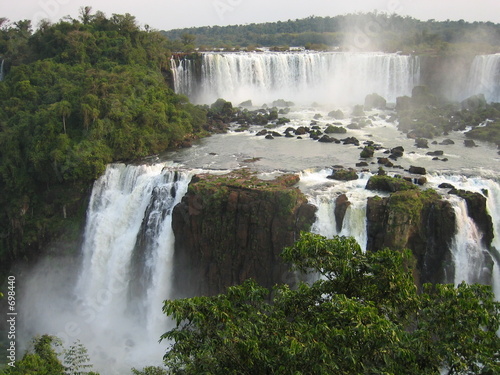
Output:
[20, 163, 194, 374]
[449, 196, 489, 285]
[300, 170, 380, 251]
[172, 51, 420, 105]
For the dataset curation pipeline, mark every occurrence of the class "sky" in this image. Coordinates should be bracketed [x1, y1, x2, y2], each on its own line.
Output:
[1, 0, 499, 31]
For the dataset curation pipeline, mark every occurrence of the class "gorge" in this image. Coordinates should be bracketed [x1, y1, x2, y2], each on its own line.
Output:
[16, 51, 500, 373]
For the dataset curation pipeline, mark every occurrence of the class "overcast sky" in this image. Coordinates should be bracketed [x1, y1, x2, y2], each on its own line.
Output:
[1, 0, 499, 31]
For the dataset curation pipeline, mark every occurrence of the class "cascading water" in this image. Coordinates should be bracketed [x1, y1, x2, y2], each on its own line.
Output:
[20, 163, 193, 374]
[300, 170, 384, 252]
[427, 174, 500, 299]
[172, 51, 420, 105]
[301, 170, 500, 300]
[449, 196, 492, 285]
[465, 54, 500, 103]
[170, 57, 196, 98]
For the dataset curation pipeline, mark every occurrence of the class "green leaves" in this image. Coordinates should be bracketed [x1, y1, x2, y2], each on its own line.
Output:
[162, 234, 500, 374]
[0, 13, 210, 267]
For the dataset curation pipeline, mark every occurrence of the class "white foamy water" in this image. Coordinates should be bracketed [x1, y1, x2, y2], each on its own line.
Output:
[172, 51, 420, 105]
[20, 163, 194, 374]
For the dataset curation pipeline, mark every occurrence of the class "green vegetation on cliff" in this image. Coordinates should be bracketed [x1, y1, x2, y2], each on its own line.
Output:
[162, 233, 500, 374]
[0, 9, 207, 272]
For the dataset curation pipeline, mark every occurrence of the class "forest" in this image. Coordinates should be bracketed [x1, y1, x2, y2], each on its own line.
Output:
[163, 12, 500, 53]
[0, 8, 207, 276]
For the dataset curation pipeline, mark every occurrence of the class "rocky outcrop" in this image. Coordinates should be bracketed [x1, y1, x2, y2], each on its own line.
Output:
[171, 170, 317, 297]
[365, 175, 416, 193]
[334, 194, 351, 233]
[449, 189, 494, 247]
[366, 189, 456, 285]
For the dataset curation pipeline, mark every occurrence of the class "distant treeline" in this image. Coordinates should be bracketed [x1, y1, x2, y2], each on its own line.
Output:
[162, 13, 500, 54]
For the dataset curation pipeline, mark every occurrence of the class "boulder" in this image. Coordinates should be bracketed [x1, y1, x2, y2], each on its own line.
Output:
[426, 150, 444, 156]
[239, 100, 253, 107]
[360, 146, 375, 158]
[415, 138, 429, 148]
[364, 93, 387, 110]
[327, 168, 358, 181]
[334, 194, 351, 232]
[365, 175, 416, 193]
[342, 137, 360, 146]
[461, 94, 487, 111]
[396, 95, 412, 111]
[390, 146, 405, 158]
[324, 125, 347, 134]
[464, 139, 477, 148]
[294, 126, 308, 135]
[409, 166, 427, 175]
[439, 139, 455, 145]
[318, 135, 335, 143]
[438, 183, 455, 190]
[328, 109, 345, 119]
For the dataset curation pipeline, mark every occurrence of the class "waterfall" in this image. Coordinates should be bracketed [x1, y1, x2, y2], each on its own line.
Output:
[173, 51, 420, 105]
[449, 196, 492, 286]
[170, 57, 196, 98]
[465, 54, 500, 102]
[427, 174, 500, 299]
[20, 163, 193, 374]
[302, 170, 382, 252]
[0, 59, 4, 81]
[303, 171, 500, 299]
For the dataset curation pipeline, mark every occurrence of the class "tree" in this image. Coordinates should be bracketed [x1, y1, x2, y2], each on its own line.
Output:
[0, 335, 100, 375]
[52, 100, 72, 134]
[162, 233, 500, 374]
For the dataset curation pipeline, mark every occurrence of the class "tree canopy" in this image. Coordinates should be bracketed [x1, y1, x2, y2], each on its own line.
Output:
[0, 9, 207, 274]
[162, 232, 500, 374]
[162, 13, 500, 54]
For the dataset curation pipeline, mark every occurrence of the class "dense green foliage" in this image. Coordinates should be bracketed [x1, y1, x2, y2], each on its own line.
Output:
[0, 9, 207, 272]
[163, 13, 500, 53]
[162, 233, 500, 374]
[0, 335, 98, 375]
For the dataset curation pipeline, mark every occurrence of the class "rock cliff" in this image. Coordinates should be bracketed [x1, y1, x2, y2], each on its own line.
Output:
[364, 177, 495, 286]
[366, 189, 456, 285]
[171, 170, 317, 297]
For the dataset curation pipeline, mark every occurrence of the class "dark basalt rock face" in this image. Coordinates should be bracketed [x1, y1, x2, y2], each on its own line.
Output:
[171, 170, 317, 297]
[366, 190, 457, 285]
[334, 194, 351, 233]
